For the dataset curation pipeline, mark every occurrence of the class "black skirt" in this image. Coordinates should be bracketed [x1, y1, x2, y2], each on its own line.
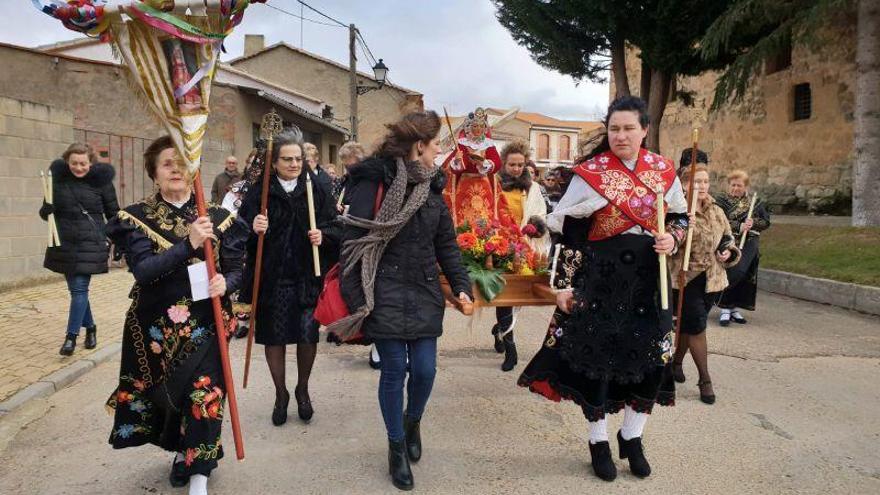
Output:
[673, 272, 720, 335]
[719, 236, 759, 311]
[254, 283, 320, 345]
[518, 234, 675, 420]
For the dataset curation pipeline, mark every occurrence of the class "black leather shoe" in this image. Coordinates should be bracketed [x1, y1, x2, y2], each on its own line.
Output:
[719, 312, 732, 327]
[59, 334, 77, 356]
[731, 312, 747, 324]
[617, 431, 651, 478]
[388, 439, 414, 491]
[295, 385, 313, 423]
[672, 362, 686, 383]
[698, 380, 716, 404]
[588, 441, 617, 481]
[84, 326, 97, 349]
[501, 335, 518, 372]
[169, 459, 189, 487]
[233, 322, 249, 339]
[271, 390, 289, 426]
[403, 416, 422, 463]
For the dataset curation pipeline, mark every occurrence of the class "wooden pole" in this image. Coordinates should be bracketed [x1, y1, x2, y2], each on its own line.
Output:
[739, 193, 758, 249]
[656, 186, 669, 310]
[305, 173, 321, 277]
[675, 129, 700, 346]
[192, 171, 244, 461]
[442, 107, 461, 225]
[243, 110, 282, 389]
[349, 24, 359, 142]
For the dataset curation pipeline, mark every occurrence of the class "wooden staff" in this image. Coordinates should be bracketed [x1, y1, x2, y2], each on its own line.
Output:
[739, 192, 758, 249]
[40, 171, 61, 247]
[443, 107, 461, 225]
[192, 170, 244, 460]
[305, 172, 321, 277]
[675, 129, 700, 346]
[243, 109, 282, 389]
[656, 186, 669, 310]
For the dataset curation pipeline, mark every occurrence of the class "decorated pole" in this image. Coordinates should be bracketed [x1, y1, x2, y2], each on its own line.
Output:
[442, 107, 460, 224]
[675, 129, 700, 345]
[40, 171, 61, 247]
[243, 109, 282, 389]
[739, 193, 758, 249]
[656, 186, 669, 310]
[305, 173, 321, 276]
[192, 171, 245, 460]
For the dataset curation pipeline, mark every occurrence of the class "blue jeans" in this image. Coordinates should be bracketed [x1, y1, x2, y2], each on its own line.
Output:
[65, 274, 95, 336]
[374, 338, 437, 442]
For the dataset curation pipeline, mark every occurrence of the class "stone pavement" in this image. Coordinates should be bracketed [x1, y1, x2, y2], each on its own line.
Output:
[0, 290, 878, 494]
[0, 269, 131, 404]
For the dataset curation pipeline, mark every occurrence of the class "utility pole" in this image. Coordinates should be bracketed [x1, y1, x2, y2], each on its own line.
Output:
[348, 24, 358, 142]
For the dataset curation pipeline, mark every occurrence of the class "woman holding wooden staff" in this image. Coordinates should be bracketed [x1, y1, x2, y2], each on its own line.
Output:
[518, 96, 688, 481]
[39, 143, 118, 356]
[105, 136, 247, 495]
[670, 164, 741, 405]
[715, 170, 771, 326]
[238, 130, 340, 426]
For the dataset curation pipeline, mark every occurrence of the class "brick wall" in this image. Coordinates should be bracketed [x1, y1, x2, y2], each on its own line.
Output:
[0, 97, 74, 286]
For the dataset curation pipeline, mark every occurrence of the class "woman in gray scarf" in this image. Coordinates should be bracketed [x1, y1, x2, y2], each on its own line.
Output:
[332, 111, 472, 491]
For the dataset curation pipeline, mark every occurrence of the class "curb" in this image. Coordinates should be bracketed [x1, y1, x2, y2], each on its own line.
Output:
[758, 269, 880, 316]
[0, 342, 122, 415]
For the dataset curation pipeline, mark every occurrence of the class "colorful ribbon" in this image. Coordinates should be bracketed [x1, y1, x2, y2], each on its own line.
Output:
[32, 0, 112, 41]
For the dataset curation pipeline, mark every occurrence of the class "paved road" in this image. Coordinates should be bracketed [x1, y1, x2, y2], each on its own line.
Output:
[0, 291, 878, 494]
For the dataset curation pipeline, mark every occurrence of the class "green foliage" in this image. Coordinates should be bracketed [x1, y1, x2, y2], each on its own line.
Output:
[465, 261, 507, 301]
[701, 0, 855, 110]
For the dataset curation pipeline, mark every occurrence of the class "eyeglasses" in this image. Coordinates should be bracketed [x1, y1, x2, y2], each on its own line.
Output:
[278, 156, 303, 163]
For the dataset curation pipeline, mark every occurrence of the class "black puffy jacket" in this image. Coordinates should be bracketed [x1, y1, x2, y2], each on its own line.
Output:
[340, 157, 472, 340]
[39, 159, 119, 275]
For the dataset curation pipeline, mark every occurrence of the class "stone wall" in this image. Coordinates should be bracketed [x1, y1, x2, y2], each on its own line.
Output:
[0, 97, 74, 286]
[610, 24, 856, 213]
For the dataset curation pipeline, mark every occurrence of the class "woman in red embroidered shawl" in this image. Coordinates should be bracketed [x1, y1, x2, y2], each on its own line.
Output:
[518, 97, 689, 482]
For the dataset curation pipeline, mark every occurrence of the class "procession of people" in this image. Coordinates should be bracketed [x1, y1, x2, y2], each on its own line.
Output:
[35, 92, 773, 493]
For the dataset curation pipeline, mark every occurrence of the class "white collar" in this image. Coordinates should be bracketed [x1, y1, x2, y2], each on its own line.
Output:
[278, 177, 298, 193]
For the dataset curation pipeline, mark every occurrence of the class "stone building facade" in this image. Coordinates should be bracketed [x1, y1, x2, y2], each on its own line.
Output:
[611, 23, 856, 213]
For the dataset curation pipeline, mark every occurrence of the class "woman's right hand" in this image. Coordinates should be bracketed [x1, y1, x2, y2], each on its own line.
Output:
[556, 290, 574, 314]
[252, 214, 269, 235]
[189, 216, 215, 249]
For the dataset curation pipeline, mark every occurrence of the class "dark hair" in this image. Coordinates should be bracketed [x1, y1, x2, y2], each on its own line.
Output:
[579, 96, 651, 162]
[501, 140, 530, 163]
[63, 142, 96, 164]
[375, 111, 441, 159]
[271, 128, 305, 166]
[679, 147, 709, 168]
[143, 135, 175, 180]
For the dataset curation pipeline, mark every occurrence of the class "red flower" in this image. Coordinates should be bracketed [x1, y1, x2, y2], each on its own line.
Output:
[457, 232, 477, 250]
[484, 241, 496, 254]
[185, 448, 196, 467]
[193, 376, 211, 389]
[522, 224, 538, 237]
[116, 391, 132, 403]
[207, 402, 221, 419]
[192, 404, 203, 420]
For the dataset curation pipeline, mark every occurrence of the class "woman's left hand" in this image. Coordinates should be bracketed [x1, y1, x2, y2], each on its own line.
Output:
[651, 231, 676, 255]
[716, 249, 731, 263]
[308, 229, 322, 246]
[458, 292, 472, 304]
[208, 274, 227, 298]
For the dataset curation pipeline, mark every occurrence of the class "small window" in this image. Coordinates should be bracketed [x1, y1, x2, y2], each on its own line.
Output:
[793, 83, 811, 121]
[537, 133, 550, 160]
[559, 135, 571, 161]
[766, 40, 792, 74]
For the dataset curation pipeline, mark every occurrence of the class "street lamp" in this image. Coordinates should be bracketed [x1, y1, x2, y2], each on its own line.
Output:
[357, 59, 389, 95]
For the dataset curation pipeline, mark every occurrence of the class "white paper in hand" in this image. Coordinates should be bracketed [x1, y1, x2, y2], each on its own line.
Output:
[188, 261, 210, 301]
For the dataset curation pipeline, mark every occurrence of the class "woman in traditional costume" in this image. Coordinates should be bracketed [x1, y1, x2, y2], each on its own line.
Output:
[518, 96, 688, 481]
[106, 136, 246, 495]
[331, 111, 472, 491]
[238, 131, 340, 426]
[670, 165, 741, 405]
[714, 169, 771, 326]
[491, 141, 550, 372]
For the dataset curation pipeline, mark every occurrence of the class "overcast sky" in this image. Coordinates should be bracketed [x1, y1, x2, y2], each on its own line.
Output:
[4, 0, 609, 120]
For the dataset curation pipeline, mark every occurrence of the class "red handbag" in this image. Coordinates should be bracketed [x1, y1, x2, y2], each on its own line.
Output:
[315, 183, 384, 342]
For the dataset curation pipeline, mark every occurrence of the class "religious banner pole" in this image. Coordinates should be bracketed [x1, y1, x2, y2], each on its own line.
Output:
[243, 109, 282, 389]
[305, 172, 322, 276]
[656, 186, 669, 311]
[739, 193, 758, 250]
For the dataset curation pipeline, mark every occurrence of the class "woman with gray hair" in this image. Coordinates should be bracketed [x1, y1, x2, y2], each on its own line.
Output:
[237, 130, 340, 426]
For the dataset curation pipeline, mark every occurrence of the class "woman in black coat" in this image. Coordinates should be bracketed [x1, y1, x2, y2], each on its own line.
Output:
[331, 111, 472, 491]
[237, 131, 340, 426]
[39, 143, 119, 356]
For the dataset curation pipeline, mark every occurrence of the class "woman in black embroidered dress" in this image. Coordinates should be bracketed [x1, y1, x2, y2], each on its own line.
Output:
[237, 130, 340, 426]
[714, 169, 771, 326]
[105, 136, 246, 495]
[518, 97, 689, 482]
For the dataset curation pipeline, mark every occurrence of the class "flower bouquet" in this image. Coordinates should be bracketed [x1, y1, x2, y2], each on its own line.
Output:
[443, 219, 554, 306]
